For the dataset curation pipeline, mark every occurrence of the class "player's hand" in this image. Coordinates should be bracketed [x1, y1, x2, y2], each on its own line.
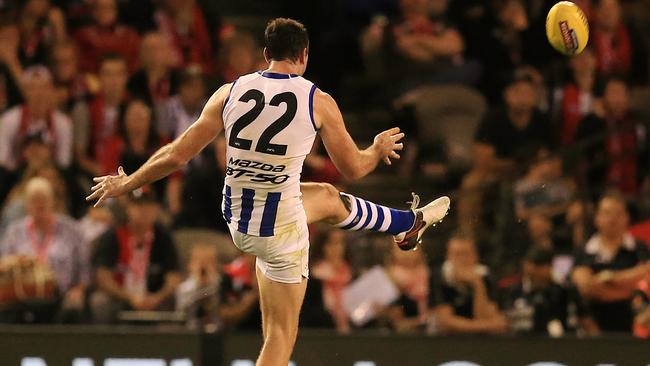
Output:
[86, 166, 129, 207]
[373, 127, 405, 166]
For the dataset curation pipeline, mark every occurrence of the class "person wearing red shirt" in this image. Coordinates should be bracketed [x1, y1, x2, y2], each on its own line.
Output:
[73, 54, 128, 177]
[591, 0, 648, 85]
[73, 0, 140, 73]
[575, 78, 648, 196]
[554, 49, 597, 146]
[154, 0, 214, 73]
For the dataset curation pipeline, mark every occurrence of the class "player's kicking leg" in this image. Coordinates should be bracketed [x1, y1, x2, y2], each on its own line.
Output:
[301, 182, 450, 250]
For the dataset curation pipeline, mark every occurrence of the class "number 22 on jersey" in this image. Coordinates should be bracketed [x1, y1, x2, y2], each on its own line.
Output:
[228, 89, 297, 156]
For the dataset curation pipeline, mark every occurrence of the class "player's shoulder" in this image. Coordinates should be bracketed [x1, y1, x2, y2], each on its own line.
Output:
[312, 87, 337, 109]
[234, 71, 264, 86]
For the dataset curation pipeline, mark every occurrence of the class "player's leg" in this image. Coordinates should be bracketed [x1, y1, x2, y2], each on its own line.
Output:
[301, 182, 418, 234]
[255, 266, 307, 366]
[301, 182, 350, 224]
[301, 182, 450, 250]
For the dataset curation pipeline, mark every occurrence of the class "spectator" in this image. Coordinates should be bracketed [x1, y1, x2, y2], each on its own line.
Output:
[116, 98, 161, 177]
[575, 78, 648, 197]
[553, 48, 597, 146]
[572, 192, 650, 333]
[458, 70, 555, 233]
[500, 211, 570, 280]
[17, 0, 66, 66]
[312, 228, 352, 333]
[429, 235, 508, 334]
[73, 54, 128, 177]
[154, 0, 213, 73]
[384, 245, 430, 333]
[478, 0, 531, 102]
[158, 67, 209, 218]
[368, 0, 477, 90]
[128, 32, 179, 109]
[218, 254, 260, 330]
[502, 247, 576, 336]
[1, 162, 68, 235]
[0, 66, 73, 173]
[592, 0, 648, 85]
[473, 70, 554, 164]
[90, 187, 182, 323]
[0, 177, 88, 322]
[157, 66, 204, 140]
[219, 31, 265, 83]
[176, 243, 220, 328]
[0, 19, 24, 111]
[73, 0, 140, 73]
[49, 41, 92, 112]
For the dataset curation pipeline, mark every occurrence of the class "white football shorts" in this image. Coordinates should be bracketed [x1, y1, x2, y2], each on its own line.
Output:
[227, 212, 310, 284]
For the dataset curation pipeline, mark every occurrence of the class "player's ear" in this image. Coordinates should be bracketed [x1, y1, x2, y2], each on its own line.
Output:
[300, 48, 308, 64]
[263, 47, 270, 63]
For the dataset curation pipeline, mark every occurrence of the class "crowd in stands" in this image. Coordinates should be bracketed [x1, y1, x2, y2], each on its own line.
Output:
[0, 0, 650, 340]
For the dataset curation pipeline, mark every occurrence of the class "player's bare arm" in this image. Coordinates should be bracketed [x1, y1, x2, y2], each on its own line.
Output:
[314, 89, 404, 180]
[86, 83, 232, 206]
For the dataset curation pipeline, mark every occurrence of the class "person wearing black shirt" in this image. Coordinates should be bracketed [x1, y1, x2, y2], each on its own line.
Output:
[127, 33, 180, 108]
[458, 70, 555, 233]
[572, 192, 650, 333]
[90, 188, 182, 323]
[503, 247, 576, 335]
[429, 235, 508, 334]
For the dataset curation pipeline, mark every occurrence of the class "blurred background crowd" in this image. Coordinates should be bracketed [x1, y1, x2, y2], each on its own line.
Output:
[0, 0, 650, 340]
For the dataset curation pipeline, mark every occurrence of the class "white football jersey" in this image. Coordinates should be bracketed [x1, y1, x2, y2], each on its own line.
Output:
[221, 71, 318, 237]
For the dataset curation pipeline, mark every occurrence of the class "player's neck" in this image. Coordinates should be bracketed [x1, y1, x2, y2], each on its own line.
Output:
[265, 61, 302, 76]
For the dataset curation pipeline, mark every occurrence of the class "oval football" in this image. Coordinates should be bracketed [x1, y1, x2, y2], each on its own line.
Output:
[546, 1, 589, 56]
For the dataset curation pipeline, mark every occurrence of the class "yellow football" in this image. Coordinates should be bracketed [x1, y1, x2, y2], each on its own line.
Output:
[545, 1, 589, 56]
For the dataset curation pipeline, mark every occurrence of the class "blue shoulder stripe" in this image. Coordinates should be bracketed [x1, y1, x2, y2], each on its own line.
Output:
[308, 84, 318, 131]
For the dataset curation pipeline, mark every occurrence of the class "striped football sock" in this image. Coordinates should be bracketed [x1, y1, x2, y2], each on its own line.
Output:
[333, 192, 415, 235]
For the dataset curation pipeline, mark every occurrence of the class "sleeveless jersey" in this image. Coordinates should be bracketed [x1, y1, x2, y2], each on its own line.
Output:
[221, 71, 318, 237]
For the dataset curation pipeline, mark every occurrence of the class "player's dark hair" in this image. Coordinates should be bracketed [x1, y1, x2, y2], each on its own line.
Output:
[264, 18, 309, 62]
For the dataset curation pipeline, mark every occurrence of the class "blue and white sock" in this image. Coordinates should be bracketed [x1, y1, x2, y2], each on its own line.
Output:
[334, 192, 415, 235]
